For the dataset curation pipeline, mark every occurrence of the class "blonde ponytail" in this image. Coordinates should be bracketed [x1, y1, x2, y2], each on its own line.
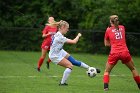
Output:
[58, 20, 69, 29]
[110, 15, 119, 30]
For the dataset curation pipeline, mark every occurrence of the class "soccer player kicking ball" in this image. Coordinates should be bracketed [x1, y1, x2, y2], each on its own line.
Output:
[103, 15, 140, 91]
[37, 17, 61, 71]
[49, 20, 100, 85]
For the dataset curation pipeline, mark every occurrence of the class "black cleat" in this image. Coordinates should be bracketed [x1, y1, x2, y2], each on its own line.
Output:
[96, 68, 101, 73]
[104, 83, 109, 91]
[37, 67, 40, 72]
[46, 61, 50, 69]
[59, 83, 68, 86]
[138, 83, 140, 89]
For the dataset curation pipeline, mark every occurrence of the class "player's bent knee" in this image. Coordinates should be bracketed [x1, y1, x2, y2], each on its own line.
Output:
[130, 67, 135, 71]
[125, 62, 136, 71]
[105, 69, 111, 73]
[41, 55, 46, 59]
[68, 64, 73, 69]
[41, 53, 47, 58]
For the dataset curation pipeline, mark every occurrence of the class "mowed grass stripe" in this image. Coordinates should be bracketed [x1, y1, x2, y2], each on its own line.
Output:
[0, 51, 140, 93]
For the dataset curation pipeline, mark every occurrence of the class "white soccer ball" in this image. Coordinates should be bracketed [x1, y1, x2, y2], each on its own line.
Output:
[86, 67, 97, 78]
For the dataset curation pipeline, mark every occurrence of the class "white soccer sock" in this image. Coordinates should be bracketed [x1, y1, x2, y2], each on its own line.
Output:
[80, 62, 90, 69]
[61, 68, 72, 84]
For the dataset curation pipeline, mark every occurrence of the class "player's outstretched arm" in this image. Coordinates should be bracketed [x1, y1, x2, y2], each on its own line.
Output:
[66, 33, 82, 44]
[42, 32, 52, 38]
[104, 39, 110, 47]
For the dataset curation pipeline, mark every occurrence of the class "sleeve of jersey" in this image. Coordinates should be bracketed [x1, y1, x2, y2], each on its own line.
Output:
[122, 25, 125, 32]
[104, 28, 109, 40]
[60, 36, 68, 43]
[42, 26, 49, 34]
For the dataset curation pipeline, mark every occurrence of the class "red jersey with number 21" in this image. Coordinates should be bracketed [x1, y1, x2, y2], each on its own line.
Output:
[104, 25, 129, 54]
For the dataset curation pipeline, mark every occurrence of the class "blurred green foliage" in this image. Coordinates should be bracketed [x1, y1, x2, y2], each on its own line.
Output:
[0, 0, 140, 30]
[0, 0, 140, 55]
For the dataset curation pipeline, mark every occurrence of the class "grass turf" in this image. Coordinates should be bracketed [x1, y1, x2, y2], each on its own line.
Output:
[0, 51, 140, 93]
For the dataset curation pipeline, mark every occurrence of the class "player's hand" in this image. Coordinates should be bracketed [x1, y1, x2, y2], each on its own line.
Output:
[60, 20, 63, 22]
[51, 32, 56, 35]
[78, 33, 82, 37]
[58, 20, 63, 24]
[48, 32, 55, 35]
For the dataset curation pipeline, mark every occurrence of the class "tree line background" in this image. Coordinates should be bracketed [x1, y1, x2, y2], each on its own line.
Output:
[0, 0, 140, 55]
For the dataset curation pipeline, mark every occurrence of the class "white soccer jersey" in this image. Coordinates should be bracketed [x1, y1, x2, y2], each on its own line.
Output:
[49, 31, 68, 64]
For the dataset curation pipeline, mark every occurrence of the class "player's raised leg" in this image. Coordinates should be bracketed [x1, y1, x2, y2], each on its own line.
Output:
[67, 55, 100, 73]
[67, 55, 89, 69]
[103, 62, 116, 91]
[58, 58, 73, 85]
[125, 60, 140, 89]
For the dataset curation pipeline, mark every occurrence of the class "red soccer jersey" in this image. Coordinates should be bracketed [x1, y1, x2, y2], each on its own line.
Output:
[42, 25, 57, 43]
[104, 25, 129, 53]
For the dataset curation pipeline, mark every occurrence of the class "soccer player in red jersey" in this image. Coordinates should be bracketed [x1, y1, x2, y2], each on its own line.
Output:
[37, 17, 60, 71]
[103, 15, 140, 91]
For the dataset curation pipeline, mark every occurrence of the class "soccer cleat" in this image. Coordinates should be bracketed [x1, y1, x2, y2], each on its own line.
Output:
[46, 61, 50, 69]
[96, 68, 101, 73]
[138, 83, 140, 89]
[59, 83, 68, 86]
[104, 83, 109, 91]
[104, 88, 109, 91]
[37, 67, 40, 72]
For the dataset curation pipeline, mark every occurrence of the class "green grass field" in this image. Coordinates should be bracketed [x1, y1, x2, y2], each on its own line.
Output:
[0, 51, 140, 93]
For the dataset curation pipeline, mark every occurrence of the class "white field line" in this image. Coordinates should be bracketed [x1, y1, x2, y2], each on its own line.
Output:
[0, 74, 131, 78]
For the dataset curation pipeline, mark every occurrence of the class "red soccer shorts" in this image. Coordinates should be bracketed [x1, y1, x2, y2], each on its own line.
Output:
[41, 40, 51, 50]
[107, 51, 132, 65]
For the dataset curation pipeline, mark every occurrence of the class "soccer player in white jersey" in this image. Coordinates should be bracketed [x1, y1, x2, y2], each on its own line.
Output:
[49, 20, 100, 85]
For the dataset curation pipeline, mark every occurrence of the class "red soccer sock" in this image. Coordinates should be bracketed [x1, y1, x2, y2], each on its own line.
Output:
[47, 58, 51, 63]
[38, 57, 44, 69]
[103, 75, 110, 84]
[134, 76, 140, 84]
